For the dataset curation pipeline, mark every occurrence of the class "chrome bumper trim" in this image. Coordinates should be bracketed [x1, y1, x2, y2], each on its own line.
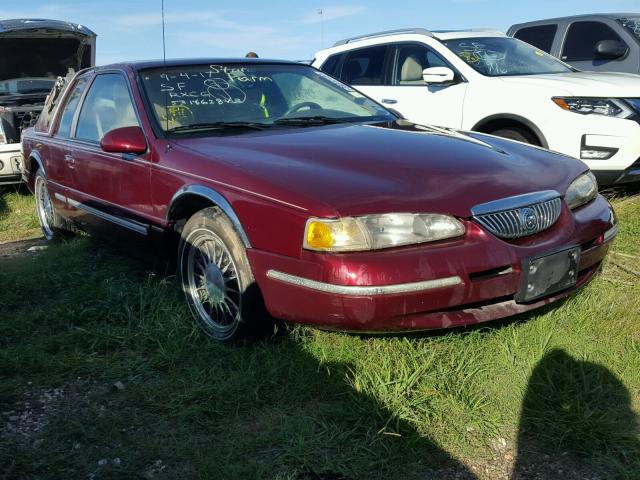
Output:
[266, 270, 463, 296]
[604, 224, 618, 243]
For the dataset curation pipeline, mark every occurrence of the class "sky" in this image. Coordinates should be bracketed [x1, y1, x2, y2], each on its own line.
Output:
[1, 0, 639, 64]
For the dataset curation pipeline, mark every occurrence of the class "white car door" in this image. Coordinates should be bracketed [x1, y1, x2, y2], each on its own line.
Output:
[375, 44, 468, 128]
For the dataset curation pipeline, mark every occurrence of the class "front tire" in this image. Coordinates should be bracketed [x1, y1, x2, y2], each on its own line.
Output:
[178, 207, 266, 343]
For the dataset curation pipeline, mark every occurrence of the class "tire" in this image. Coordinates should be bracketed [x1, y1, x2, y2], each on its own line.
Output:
[489, 128, 534, 145]
[34, 169, 72, 241]
[178, 207, 267, 343]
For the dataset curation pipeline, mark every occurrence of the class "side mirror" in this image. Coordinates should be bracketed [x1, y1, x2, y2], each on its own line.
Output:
[100, 126, 147, 155]
[422, 67, 455, 84]
[594, 40, 628, 59]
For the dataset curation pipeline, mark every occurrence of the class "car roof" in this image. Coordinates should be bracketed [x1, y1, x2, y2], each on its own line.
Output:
[93, 58, 301, 71]
[327, 28, 505, 49]
[511, 12, 638, 26]
[0, 18, 96, 37]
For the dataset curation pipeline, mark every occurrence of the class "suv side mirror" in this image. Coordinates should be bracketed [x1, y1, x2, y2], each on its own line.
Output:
[594, 40, 628, 59]
[422, 67, 455, 84]
[100, 126, 147, 155]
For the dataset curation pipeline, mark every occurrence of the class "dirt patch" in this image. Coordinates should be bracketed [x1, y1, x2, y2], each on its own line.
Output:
[0, 237, 46, 258]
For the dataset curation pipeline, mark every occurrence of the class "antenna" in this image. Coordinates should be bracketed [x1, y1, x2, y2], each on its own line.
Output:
[318, 8, 324, 48]
[161, 0, 167, 63]
[161, 0, 169, 137]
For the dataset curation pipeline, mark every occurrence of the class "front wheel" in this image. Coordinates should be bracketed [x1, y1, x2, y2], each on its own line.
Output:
[489, 128, 535, 145]
[178, 207, 268, 343]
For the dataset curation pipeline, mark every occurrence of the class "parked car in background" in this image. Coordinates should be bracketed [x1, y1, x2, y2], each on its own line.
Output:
[508, 13, 640, 74]
[312, 28, 640, 187]
[21, 59, 616, 342]
[0, 18, 95, 185]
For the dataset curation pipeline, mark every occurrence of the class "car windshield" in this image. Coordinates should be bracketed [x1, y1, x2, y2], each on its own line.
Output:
[140, 63, 394, 134]
[0, 77, 56, 96]
[618, 17, 640, 42]
[443, 36, 573, 77]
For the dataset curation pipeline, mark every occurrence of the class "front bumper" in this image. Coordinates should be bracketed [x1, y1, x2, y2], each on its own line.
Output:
[0, 143, 23, 185]
[249, 195, 615, 332]
[544, 113, 640, 185]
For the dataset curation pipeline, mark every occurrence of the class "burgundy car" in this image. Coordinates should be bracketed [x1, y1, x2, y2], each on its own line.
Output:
[21, 59, 617, 342]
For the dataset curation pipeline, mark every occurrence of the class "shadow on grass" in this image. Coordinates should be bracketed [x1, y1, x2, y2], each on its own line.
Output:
[513, 348, 640, 478]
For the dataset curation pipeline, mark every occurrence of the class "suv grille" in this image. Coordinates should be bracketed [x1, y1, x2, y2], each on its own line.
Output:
[472, 191, 562, 239]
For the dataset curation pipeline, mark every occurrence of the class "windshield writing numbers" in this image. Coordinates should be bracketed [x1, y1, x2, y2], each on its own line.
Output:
[157, 66, 274, 107]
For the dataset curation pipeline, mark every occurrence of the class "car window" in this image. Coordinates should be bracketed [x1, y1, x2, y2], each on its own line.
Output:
[339, 46, 387, 85]
[320, 53, 344, 77]
[56, 75, 89, 138]
[393, 45, 449, 85]
[513, 24, 558, 53]
[562, 21, 625, 61]
[75, 73, 139, 143]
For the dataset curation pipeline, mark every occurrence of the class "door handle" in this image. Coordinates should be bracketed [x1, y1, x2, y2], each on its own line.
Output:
[64, 154, 75, 169]
[381, 99, 398, 104]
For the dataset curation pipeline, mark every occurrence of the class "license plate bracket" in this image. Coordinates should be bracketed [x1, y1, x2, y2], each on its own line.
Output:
[515, 246, 581, 303]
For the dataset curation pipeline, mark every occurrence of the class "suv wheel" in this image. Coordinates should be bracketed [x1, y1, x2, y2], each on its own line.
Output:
[489, 128, 534, 145]
[34, 170, 71, 241]
[178, 207, 266, 343]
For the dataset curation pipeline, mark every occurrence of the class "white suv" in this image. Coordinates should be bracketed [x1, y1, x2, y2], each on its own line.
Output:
[312, 28, 640, 186]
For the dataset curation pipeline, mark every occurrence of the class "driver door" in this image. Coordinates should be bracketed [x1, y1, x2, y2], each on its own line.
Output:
[66, 72, 153, 237]
[379, 44, 467, 128]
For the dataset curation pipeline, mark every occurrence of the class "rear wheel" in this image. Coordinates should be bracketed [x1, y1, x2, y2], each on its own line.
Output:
[178, 207, 267, 343]
[34, 170, 71, 241]
[489, 128, 535, 145]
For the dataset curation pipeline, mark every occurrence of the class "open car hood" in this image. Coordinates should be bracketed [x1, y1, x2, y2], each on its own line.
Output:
[0, 19, 96, 89]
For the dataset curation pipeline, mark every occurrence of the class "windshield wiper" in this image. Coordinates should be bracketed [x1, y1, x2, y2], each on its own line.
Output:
[166, 121, 269, 133]
[273, 116, 349, 126]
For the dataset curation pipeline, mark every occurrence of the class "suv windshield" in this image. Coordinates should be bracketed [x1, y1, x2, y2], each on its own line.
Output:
[618, 17, 640, 42]
[443, 37, 573, 77]
[140, 63, 394, 134]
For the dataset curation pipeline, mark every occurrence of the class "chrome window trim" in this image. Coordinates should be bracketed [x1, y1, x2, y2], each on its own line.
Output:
[266, 269, 462, 295]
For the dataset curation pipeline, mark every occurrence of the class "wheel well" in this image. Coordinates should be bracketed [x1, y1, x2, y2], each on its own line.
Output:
[168, 193, 216, 233]
[472, 117, 545, 147]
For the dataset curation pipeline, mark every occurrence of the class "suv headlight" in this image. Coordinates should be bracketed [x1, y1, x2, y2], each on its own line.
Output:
[565, 172, 598, 210]
[304, 213, 465, 252]
[552, 97, 633, 119]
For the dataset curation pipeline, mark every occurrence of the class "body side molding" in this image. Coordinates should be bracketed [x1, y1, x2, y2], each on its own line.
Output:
[167, 184, 252, 248]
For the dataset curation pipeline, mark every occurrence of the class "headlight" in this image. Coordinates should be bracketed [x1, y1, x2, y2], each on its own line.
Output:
[304, 213, 465, 252]
[565, 172, 598, 210]
[552, 97, 633, 118]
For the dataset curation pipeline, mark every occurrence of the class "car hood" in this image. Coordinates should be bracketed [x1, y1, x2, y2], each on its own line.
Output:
[0, 19, 95, 85]
[498, 71, 640, 97]
[173, 121, 587, 218]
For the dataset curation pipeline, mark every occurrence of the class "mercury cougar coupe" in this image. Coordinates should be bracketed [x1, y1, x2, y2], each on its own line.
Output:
[21, 59, 617, 342]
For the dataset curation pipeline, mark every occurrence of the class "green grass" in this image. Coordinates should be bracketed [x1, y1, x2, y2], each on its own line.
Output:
[0, 192, 638, 479]
[0, 187, 41, 243]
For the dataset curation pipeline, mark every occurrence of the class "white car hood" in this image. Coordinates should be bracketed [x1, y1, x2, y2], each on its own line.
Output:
[498, 71, 640, 97]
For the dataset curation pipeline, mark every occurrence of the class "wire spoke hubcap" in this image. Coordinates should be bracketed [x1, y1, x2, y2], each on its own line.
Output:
[35, 176, 54, 237]
[186, 230, 241, 336]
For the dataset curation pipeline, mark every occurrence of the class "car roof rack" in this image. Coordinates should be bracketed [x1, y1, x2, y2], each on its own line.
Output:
[333, 28, 433, 47]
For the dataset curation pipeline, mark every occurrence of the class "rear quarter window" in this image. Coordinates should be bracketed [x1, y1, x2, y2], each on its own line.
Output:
[513, 24, 558, 53]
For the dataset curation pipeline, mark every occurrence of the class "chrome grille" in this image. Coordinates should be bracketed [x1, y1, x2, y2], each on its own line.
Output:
[472, 192, 562, 239]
